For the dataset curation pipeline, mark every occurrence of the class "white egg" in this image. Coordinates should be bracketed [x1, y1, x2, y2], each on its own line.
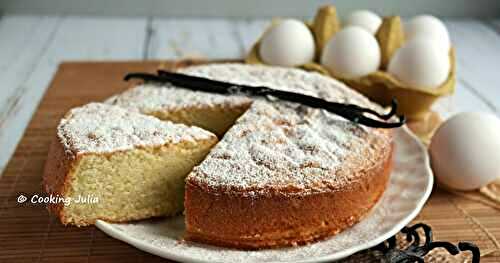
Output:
[259, 19, 315, 67]
[388, 39, 450, 89]
[405, 15, 451, 53]
[320, 26, 381, 78]
[430, 112, 500, 191]
[345, 10, 382, 35]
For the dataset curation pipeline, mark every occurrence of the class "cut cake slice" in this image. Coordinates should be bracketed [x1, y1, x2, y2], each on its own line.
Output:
[43, 103, 217, 226]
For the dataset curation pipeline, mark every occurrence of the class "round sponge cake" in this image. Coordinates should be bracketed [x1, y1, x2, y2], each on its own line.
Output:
[108, 64, 394, 249]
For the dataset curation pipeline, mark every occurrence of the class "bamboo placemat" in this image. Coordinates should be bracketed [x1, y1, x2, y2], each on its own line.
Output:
[0, 61, 499, 262]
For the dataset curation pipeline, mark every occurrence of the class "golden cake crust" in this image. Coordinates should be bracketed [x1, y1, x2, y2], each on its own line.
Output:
[185, 143, 392, 249]
[43, 135, 76, 224]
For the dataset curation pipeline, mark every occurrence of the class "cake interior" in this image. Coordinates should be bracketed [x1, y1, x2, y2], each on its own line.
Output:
[148, 104, 251, 137]
[61, 139, 216, 225]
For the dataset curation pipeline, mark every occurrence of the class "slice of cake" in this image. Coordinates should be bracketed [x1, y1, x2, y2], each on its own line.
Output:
[43, 103, 217, 226]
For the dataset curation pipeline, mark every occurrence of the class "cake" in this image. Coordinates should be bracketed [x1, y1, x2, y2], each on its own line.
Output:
[107, 64, 394, 249]
[43, 103, 217, 226]
[44, 63, 393, 248]
[106, 78, 252, 137]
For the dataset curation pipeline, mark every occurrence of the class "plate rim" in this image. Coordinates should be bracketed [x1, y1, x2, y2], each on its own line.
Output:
[96, 125, 434, 263]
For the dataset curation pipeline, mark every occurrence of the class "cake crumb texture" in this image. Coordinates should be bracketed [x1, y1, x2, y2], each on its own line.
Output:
[44, 103, 217, 226]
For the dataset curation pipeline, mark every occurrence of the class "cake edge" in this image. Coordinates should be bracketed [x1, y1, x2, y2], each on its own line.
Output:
[184, 141, 394, 249]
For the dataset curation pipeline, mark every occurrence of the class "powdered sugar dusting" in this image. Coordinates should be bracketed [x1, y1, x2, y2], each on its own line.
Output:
[57, 103, 215, 155]
[105, 83, 252, 113]
[180, 64, 392, 193]
[108, 63, 392, 193]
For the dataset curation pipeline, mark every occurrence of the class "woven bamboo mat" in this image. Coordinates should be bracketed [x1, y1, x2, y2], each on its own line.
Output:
[1, 61, 499, 262]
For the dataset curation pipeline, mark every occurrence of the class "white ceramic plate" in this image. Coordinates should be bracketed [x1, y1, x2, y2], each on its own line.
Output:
[96, 126, 433, 263]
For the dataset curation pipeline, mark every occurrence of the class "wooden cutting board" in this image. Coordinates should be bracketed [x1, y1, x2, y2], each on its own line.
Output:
[1, 61, 499, 262]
